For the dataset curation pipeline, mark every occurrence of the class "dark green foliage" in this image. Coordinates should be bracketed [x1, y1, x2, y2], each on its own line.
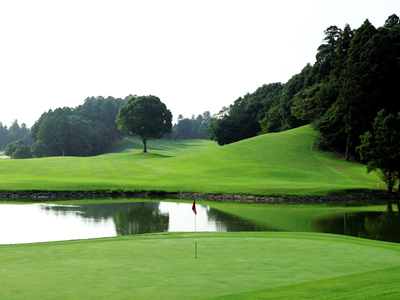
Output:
[209, 103, 259, 146]
[0, 122, 8, 149]
[31, 96, 127, 156]
[170, 112, 211, 139]
[292, 15, 400, 159]
[116, 95, 172, 152]
[31, 140, 49, 158]
[0, 120, 32, 150]
[209, 63, 314, 145]
[257, 83, 285, 133]
[5, 140, 32, 159]
[279, 64, 312, 130]
[357, 110, 400, 193]
[11, 143, 32, 159]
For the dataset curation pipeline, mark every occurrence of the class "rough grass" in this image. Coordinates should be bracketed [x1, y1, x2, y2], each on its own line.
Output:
[0, 125, 383, 196]
[0, 232, 399, 299]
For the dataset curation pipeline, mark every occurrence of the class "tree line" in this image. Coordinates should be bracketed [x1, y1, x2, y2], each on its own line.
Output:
[1, 94, 212, 158]
[169, 112, 211, 139]
[0, 120, 32, 150]
[209, 14, 400, 161]
[1, 96, 129, 158]
[29, 95, 129, 157]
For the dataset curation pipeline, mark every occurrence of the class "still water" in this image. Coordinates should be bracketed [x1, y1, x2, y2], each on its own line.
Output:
[0, 201, 398, 244]
[0, 201, 263, 244]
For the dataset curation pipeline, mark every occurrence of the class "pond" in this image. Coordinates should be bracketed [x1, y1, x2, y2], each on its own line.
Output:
[0, 201, 398, 244]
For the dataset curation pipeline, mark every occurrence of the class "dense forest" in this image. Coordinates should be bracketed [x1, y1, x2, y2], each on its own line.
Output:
[209, 14, 400, 161]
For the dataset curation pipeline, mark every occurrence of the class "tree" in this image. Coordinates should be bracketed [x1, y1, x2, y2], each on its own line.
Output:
[209, 104, 258, 146]
[116, 95, 172, 152]
[31, 96, 126, 157]
[357, 110, 400, 193]
[12, 143, 32, 159]
[31, 140, 49, 158]
[5, 140, 32, 159]
[175, 118, 194, 139]
[64, 115, 93, 156]
[0, 123, 7, 150]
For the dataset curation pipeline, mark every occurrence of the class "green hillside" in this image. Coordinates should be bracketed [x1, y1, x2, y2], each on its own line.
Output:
[0, 125, 382, 196]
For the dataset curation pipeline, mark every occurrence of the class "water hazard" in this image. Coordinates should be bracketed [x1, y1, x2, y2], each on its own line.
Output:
[0, 201, 263, 244]
[0, 201, 398, 244]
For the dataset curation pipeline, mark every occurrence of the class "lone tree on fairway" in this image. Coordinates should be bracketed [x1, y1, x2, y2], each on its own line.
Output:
[116, 95, 172, 153]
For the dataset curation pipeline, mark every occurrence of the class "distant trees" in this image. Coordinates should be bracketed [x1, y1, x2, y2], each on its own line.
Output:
[116, 95, 172, 152]
[0, 120, 32, 150]
[5, 140, 32, 159]
[31, 95, 128, 157]
[209, 76, 308, 145]
[31, 140, 49, 158]
[170, 112, 211, 139]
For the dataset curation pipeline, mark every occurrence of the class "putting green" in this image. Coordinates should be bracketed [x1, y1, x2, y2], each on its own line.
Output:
[1, 232, 399, 299]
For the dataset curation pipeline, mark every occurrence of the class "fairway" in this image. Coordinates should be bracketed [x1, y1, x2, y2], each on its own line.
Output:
[1, 232, 399, 299]
[0, 125, 384, 196]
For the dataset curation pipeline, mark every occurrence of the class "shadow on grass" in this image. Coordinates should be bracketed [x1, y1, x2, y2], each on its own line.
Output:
[134, 152, 173, 158]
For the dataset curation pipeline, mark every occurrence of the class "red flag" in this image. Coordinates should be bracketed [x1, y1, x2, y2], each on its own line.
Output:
[192, 200, 197, 215]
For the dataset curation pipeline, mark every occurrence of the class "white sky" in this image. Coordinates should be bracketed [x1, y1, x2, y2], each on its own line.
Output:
[1, 0, 399, 128]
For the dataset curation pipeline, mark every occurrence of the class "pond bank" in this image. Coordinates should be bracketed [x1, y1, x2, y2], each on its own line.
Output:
[0, 190, 391, 204]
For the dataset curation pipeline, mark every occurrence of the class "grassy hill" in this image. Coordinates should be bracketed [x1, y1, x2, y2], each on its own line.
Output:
[0, 125, 383, 196]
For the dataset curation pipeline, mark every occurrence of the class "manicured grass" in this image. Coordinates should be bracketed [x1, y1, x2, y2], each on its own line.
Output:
[0, 125, 384, 196]
[0, 232, 399, 299]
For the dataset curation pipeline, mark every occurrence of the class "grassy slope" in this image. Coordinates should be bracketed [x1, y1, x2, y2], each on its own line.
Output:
[0, 125, 383, 196]
[0, 232, 399, 299]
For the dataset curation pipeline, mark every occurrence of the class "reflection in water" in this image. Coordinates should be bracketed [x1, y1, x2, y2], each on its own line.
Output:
[114, 202, 169, 235]
[313, 211, 400, 243]
[206, 207, 271, 232]
[0, 201, 399, 245]
[0, 201, 268, 244]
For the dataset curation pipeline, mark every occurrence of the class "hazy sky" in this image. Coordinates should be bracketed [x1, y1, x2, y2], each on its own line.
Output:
[1, 0, 399, 128]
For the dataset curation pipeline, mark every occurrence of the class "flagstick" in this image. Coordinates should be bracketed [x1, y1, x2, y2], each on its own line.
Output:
[192, 199, 198, 258]
[195, 213, 197, 258]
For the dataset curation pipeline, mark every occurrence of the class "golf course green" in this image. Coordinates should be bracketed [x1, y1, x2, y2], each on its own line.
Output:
[1, 232, 399, 299]
[1, 125, 399, 299]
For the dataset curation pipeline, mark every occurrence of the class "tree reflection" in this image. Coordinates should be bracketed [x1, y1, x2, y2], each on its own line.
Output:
[206, 207, 270, 232]
[363, 211, 400, 243]
[313, 206, 400, 243]
[114, 202, 169, 235]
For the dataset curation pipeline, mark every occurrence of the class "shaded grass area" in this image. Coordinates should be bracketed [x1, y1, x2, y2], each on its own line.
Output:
[1, 232, 399, 299]
[0, 125, 384, 196]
